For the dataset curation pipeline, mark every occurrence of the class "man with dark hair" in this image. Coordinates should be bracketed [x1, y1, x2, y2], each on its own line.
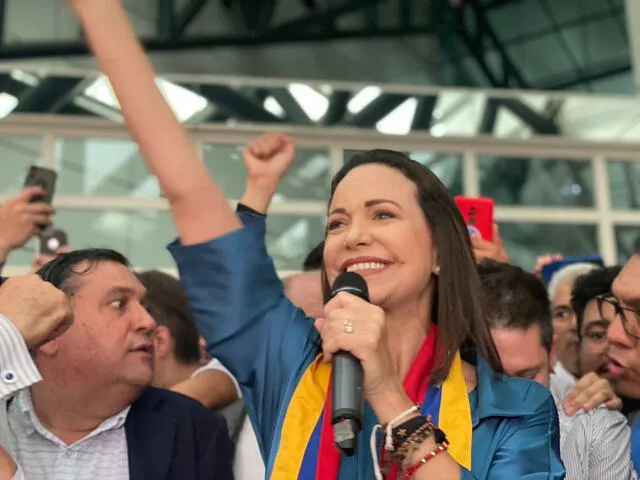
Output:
[571, 266, 622, 377]
[0, 249, 233, 480]
[137, 270, 241, 428]
[479, 259, 554, 385]
[478, 259, 633, 480]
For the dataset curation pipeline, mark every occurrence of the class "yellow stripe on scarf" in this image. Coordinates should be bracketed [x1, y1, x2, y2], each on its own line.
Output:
[270, 352, 473, 478]
[439, 352, 473, 470]
[270, 355, 330, 480]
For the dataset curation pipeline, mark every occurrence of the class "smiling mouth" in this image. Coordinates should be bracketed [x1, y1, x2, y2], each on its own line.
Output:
[345, 262, 391, 273]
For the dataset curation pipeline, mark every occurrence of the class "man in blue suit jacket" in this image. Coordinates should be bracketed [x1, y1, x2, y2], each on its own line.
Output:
[0, 250, 233, 480]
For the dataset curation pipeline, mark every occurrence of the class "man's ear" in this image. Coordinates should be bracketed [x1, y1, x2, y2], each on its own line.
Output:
[37, 339, 59, 357]
[153, 326, 172, 359]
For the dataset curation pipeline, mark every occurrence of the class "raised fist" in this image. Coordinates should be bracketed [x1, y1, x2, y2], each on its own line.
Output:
[0, 275, 72, 349]
[243, 133, 295, 187]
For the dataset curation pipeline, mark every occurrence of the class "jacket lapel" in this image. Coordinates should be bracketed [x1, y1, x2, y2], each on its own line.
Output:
[126, 389, 177, 480]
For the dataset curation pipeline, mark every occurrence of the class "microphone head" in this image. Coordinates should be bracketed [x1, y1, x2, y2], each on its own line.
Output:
[331, 271, 369, 302]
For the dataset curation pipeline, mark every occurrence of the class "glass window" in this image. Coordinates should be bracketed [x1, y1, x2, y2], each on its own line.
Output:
[479, 156, 594, 207]
[499, 223, 598, 270]
[203, 144, 331, 202]
[616, 226, 639, 264]
[411, 152, 463, 196]
[50, 209, 175, 269]
[266, 214, 325, 271]
[343, 150, 463, 196]
[0, 136, 43, 193]
[53, 138, 161, 197]
[608, 160, 640, 210]
[3, 239, 37, 267]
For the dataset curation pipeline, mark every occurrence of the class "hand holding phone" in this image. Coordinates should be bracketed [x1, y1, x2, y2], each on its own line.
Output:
[23, 166, 57, 230]
[0, 188, 53, 257]
[455, 196, 495, 241]
[24, 166, 57, 205]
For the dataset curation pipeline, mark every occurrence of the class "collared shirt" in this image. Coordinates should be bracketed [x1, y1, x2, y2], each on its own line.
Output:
[0, 314, 131, 480]
[550, 371, 635, 479]
[0, 315, 41, 401]
[7, 389, 131, 480]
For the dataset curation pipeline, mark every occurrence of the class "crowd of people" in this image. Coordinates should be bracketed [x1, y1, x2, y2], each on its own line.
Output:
[1, 1, 640, 479]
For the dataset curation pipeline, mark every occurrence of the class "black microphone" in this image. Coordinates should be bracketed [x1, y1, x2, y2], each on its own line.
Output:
[330, 271, 368, 457]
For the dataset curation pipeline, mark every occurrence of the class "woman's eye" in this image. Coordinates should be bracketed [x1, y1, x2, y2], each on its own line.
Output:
[327, 219, 344, 230]
[374, 210, 395, 220]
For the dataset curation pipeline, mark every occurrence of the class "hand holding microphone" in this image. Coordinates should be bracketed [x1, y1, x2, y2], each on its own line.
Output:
[314, 272, 402, 455]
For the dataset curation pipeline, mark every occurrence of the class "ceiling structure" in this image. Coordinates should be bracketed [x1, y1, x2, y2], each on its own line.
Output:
[0, 0, 636, 269]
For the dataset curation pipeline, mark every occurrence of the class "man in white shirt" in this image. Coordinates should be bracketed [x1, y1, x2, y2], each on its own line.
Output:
[0, 249, 233, 480]
[0, 273, 72, 478]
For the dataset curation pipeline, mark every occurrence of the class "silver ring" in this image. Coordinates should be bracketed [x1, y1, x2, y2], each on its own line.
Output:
[344, 319, 354, 334]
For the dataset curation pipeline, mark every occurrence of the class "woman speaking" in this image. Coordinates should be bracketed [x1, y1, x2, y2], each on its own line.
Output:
[69, 1, 564, 478]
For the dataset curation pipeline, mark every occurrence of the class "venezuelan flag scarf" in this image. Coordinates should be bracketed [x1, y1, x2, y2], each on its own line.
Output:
[270, 326, 472, 479]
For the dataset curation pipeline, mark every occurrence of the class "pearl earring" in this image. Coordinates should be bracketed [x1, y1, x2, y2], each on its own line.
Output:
[433, 265, 441, 275]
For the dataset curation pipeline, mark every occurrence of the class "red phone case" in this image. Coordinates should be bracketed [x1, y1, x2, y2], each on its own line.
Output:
[454, 196, 495, 242]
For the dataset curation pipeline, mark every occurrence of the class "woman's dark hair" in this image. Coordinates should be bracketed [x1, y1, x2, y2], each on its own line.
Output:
[321, 150, 502, 384]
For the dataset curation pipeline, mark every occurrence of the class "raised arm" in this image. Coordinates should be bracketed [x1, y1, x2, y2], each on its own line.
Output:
[239, 133, 295, 215]
[69, 0, 240, 245]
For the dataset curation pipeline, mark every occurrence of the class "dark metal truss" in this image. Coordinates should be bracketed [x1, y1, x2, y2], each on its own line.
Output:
[446, 0, 559, 134]
[0, 0, 439, 60]
[0, 0, 628, 134]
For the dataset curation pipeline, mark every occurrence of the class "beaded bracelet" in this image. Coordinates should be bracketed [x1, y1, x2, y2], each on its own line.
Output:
[400, 442, 449, 480]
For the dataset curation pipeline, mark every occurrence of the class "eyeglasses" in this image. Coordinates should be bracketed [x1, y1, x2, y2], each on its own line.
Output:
[596, 294, 640, 340]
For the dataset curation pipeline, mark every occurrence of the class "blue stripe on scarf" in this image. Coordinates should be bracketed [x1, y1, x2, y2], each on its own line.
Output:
[299, 411, 324, 479]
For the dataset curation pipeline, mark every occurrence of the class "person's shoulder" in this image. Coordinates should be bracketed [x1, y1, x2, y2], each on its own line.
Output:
[475, 359, 555, 420]
[573, 404, 629, 430]
[138, 387, 227, 429]
[494, 375, 555, 412]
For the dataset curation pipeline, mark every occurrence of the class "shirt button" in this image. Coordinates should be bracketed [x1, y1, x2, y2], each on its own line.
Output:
[1, 370, 16, 384]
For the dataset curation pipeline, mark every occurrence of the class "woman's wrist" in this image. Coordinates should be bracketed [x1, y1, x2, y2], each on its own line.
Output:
[239, 178, 278, 214]
[368, 377, 418, 426]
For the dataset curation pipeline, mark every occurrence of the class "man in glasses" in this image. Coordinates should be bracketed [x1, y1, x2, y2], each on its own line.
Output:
[608, 255, 640, 474]
[571, 267, 622, 380]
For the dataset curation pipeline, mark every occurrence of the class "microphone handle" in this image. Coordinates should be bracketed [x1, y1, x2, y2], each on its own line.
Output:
[332, 351, 364, 456]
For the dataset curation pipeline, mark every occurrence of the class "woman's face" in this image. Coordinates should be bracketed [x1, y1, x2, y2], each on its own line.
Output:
[324, 164, 436, 309]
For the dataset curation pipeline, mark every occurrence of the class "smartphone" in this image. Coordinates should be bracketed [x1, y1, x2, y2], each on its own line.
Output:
[455, 196, 495, 242]
[38, 229, 68, 256]
[23, 166, 57, 204]
[542, 255, 605, 285]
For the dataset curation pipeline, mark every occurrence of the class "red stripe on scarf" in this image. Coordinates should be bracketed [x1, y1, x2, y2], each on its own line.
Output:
[315, 326, 438, 480]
